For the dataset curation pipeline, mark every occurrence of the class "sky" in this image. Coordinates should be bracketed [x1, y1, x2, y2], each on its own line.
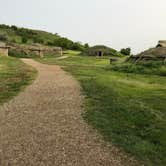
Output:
[0, 0, 166, 53]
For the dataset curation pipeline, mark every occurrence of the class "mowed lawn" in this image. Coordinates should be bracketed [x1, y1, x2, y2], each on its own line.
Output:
[0, 56, 37, 105]
[37, 53, 166, 165]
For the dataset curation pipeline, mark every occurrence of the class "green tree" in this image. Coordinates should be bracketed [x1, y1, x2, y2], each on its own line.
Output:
[0, 33, 8, 41]
[33, 37, 44, 44]
[22, 37, 28, 43]
[11, 25, 18, 31]
[72, 42, 84, 51]
[120, 48, 131, 55]
[84, 43, 90, 49]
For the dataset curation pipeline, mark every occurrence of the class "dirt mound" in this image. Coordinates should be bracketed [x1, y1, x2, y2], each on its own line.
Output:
[83, 45, 122, 56]
[128, 47, 166, 62]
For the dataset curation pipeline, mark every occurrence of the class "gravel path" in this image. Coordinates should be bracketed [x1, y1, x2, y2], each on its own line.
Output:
[0, 59, 138, 166]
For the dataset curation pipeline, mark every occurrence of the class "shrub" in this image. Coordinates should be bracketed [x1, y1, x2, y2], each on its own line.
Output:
[22, 37, 28, 43]
[33, 37, 44, 44]
[10, 39, 17, 43]
[0, 33, 8, 41]
[47, 41, 54, 46]
[11, 25, 18, 31]
[120, 48, 131, 56]
[84, 43, 90, 49]
[0, 24, 10, 29]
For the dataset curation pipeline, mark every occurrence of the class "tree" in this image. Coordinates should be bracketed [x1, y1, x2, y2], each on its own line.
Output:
[33, 37, 44, 44]
[84, 43, 90, 49]
[120, 48, 131, 56]
[0, 24, 10, 29]
[0, 33, 8, 41]
[22, 37, 28, 43]
[11, 25, 18, 31]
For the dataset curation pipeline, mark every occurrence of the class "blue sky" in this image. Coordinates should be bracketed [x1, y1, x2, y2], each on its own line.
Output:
[0, 0, 166, 53]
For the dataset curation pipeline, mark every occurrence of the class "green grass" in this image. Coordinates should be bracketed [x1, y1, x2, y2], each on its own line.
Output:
[37, 52, 166, 165]
[0, 56, 37, 104]
[63, 50, 81, 55]
[110, 60, 166, 76]
[37, 53, 110, 67]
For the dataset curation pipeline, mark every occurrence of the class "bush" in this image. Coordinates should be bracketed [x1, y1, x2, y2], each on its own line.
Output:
[10, 39, 17, 43]
[0, 24, 10, 29]
[113, 51, 124, 57]
[140, 61, 164, 68]
[72, 42, 85, 51]
[84, 43, 90, 49]
[11, 25, 18, 31]
[0, 33, 8, 41]
[120, 48, 131, 55]
[47, 41, 54, 46]
[22, 37, 28, 43]
[33, 37, 44, 44]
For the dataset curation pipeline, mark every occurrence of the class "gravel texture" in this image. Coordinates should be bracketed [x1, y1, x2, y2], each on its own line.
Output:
[0, 59, 139, 166]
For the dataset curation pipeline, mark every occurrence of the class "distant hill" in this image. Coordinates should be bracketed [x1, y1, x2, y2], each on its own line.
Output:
[0, 24, 86, 51]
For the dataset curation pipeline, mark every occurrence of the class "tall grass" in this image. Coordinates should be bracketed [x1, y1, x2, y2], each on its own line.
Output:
[110, 60, 166, 76]
[38, 54, 166, 165]
[0, 56, 37, 104]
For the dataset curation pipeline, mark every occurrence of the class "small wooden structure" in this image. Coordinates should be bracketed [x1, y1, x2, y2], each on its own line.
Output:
[0, 42, 9, 56]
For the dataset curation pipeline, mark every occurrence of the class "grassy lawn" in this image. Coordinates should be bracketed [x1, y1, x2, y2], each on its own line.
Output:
[37, 53, 166, 165]
[0, 56, 37, 105]
[37, 53, 110, 67]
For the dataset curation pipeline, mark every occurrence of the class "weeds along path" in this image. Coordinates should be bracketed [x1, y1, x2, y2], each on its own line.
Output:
[0, 59, 138, 166]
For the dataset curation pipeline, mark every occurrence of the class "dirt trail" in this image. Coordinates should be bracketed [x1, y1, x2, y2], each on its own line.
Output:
[0, 59, 138, 166]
